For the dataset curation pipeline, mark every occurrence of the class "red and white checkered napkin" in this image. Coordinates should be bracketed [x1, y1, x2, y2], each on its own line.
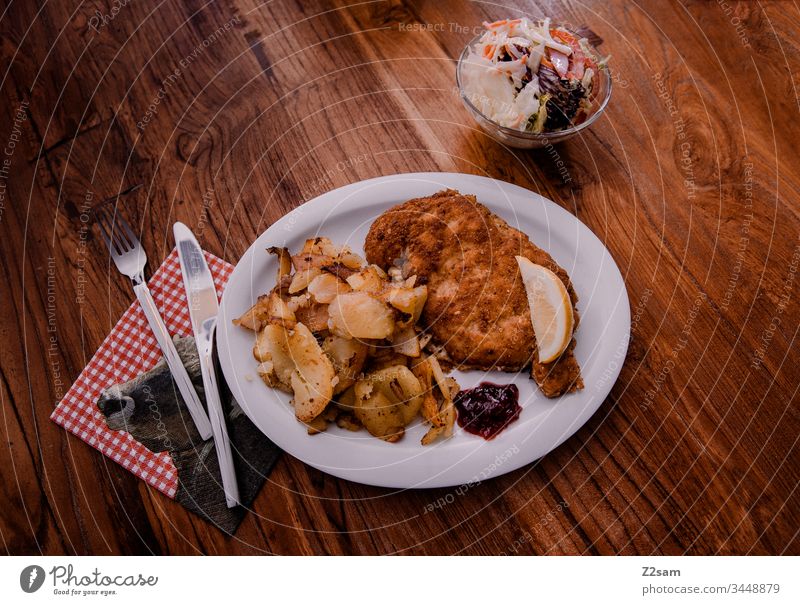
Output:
[50, 248, 233, 498]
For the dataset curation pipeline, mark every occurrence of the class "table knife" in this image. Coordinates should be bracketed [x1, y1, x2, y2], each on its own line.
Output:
[174, 222, 240, 508]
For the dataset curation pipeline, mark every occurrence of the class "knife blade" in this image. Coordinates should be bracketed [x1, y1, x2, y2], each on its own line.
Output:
[174, 222, 240, 508]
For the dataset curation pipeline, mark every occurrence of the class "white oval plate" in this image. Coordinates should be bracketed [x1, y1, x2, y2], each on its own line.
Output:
[217, 173, 630, 489]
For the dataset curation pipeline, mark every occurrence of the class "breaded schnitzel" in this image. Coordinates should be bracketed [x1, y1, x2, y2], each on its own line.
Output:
[364, 189, 583, 397]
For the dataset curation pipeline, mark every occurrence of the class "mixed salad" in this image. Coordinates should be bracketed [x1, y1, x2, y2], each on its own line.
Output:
[460, 18, 608, 133]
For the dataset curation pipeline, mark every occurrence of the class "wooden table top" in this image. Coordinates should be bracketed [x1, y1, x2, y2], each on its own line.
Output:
[1, 0, 798, 555]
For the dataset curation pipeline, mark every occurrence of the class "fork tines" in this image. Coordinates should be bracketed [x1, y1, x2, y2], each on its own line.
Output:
[95, 205, 138, 256]
[94, 205, 148, 282]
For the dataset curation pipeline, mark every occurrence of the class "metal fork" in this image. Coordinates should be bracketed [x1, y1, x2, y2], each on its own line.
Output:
[96, 206, 213, 440]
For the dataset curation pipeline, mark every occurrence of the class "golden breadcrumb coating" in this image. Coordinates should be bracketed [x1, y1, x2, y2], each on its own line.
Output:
[364, 189, 583, 397]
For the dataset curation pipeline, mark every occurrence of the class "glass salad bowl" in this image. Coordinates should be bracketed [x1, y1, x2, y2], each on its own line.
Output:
[456, 32, 612, 149]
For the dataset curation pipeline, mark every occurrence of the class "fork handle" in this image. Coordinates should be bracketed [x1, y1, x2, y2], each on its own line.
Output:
[133, 283, 213, 440]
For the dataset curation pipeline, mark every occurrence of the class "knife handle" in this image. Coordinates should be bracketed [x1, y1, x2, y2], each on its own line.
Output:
[133, 282, 213, 440]
[198, 327, 240, 508]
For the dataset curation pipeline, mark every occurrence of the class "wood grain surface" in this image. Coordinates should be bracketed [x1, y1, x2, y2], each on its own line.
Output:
[1, 0, 798, 555]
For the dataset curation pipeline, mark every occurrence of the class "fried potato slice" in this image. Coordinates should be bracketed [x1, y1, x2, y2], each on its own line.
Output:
[336, 413, 362, 431]
[235, 285, 298, 331]
[286, 293, 311, 313]
[338, 252, 366, 270]
[428, 355, 457, 438]
[287, 323, 336, 422]
[334, 383, 356, 408]
[295, 238, 365, 271]
[233, 294, 270, 331]
[421, 425, 444, 445]
[302, 237, 339, 257]
[346, 266, 386, 294]
[300, 238, 322, 254]
[411, 357, 443, 428]
[411, 356, 460, 444]
[366, 348, 409, 372]
[384, 285, 427, 322]
[292, 253, 336, 273]
[289, 267, 322, 294]
[236, 248, 295, 331]
[353, 365, 424, 442]
[443, 377, 459, 438]
[322, 335, 368, 394]
[390, 324, 421, 357]
[253, 324, 295, 391]
[308, 272, 351, 304]
[355, 390, 406, 442]
[327, 291, 395, 339]
[268, 292, 296, 324]
[253, 322, 335, 421]
[295, 302, 330, 333]
[302, 415, 328, 435]
[267, 246, 292, 280]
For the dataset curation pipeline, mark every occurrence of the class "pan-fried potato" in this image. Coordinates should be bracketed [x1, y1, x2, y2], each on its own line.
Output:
[296, 239, 365, 270]
[428, 356, 457, 439]
[421, 425, 444, 445]
[267, 246, 292, 280]
[346, 266, 386, 294]
[354, 390, 405, 442]
[308, 272, 351, 304]
[411, 357, 443, 427]
[411, 356, 458, 444]
[289, 267, 322, 294]
[253, 322, 335, 420]
[327, 291, 394, 339]
[428, 355, 450, 399]
[323, 263, 358, 281]
[301, 403, 338, 434]
[253, 291, 295, 326]
[334, 383, 357, 411]
[322, 405, 339, 422]
[353, 365, 424, 442]
[443, 377, 459, 437]
[338, 252, 366, 270]
[311, 238, 366, 270]
[368, 355, 409, 372]
[292, 253, 336, 273]
[287, 323, 336, 422]
[295, 302, 330, 333]
[233, 294, 270, 331]
[302, 415, 328, 435]
[336, 413, 362, 431]
[236, 239, 460, 445]
[286, 293, 310, 313]
[234, 285, 297, 331]
[390, 324, 421, 357]
[302, 236, 339, 257]
[301, 238, 320, 254]
[322, 335, 368, 394]
[384, 285, 427, 321]
[364, 344, 409, 372]
[253, 324, 295, 391]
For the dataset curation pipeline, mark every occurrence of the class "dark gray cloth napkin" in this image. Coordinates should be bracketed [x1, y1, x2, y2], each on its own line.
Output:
[97, 336, 281, 533]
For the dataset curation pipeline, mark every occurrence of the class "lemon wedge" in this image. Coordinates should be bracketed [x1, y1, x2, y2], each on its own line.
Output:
[516, 256, 574, 364]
